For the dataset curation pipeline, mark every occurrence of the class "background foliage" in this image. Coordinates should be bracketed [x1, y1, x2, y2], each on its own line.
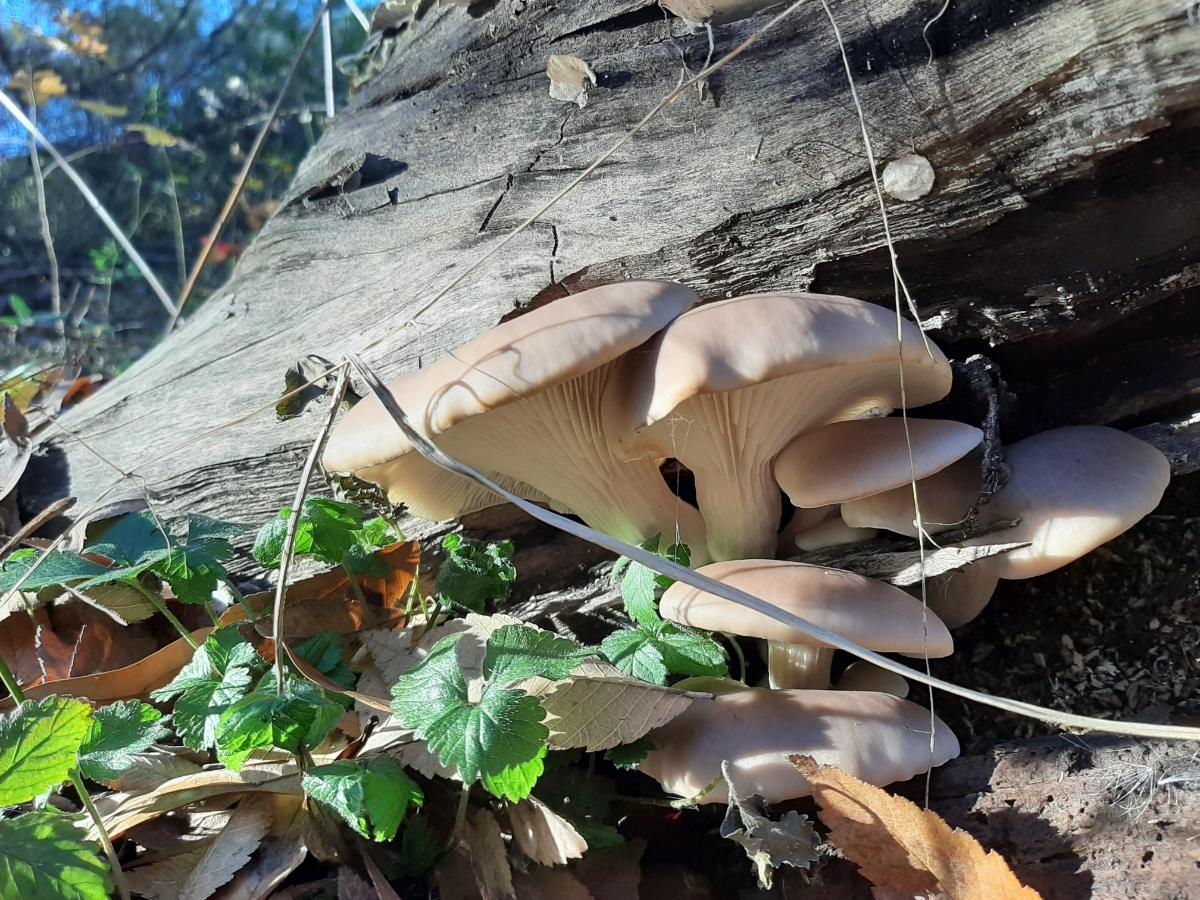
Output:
[0, 0, 362, 372]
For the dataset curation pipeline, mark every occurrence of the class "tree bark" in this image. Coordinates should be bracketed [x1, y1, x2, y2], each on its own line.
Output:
[28, 0, 1200, 538]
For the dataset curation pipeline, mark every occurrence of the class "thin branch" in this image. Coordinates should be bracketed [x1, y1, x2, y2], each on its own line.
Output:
[322, 10, 336, 119]
[26, 95, 62, 338]
[271, 362, 350, 694]
[0, 89, 178, 318]
[344, 0, 371, 32]
[170, 0, 332, 331]
[345, 352, 1200, 744]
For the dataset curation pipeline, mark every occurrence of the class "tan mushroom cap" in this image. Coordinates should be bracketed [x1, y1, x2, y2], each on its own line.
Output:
[834, 661, 909, 698]
[960, 426, 1169, 579]
[323, 281, 709, 551]
[639, 688, 960, 804]
[660, 559, 952, 657]
[844, 426, 1171, 580]
[840, 449, 982, 537]
[774, 417, 983, 509]
[923, 564, 1001, 629]
[793, 516, 876, 551]
[609, 292, 952, 561]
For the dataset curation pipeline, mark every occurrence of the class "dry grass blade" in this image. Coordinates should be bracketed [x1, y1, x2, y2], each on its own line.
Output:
[344, 352, 1200, 743]
[789, 754, 1041, 899]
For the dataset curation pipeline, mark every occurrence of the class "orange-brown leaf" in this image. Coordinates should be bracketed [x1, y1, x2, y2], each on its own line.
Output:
[789, 755, 1041, 900]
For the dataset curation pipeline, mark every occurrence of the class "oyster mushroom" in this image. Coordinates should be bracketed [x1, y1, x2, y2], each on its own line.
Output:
[323, 281, 709, 555]
[843, 426, 1171, 626]
[660, 559, 952, 689]
[639, 687, 960, 804]
[610, 293, 952, 561]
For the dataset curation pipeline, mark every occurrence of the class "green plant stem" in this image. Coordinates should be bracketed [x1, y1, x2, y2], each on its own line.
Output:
[71, 769, 131, 900]
[222, 578, 260, 622]
[130, 579, 199, 649]
[0, 651, 24, 702]
[344, 568, 367, 606]
[203, 601, 221, 626]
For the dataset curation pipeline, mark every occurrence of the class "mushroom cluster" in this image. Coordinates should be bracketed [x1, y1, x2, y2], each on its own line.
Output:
[324, 280, 1171, 807]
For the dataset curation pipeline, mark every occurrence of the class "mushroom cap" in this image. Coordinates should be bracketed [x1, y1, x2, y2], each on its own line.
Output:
[324, 280, 697, 475]
[660, 559, 953, 657]
[793, 516, 877, 551]
[775, 417, 983, 509]
[840, 450, 982, 536]
[322, 280, 697, 511]
[639, 688, 959, 804]
[923, 563, 1001, 629]
[613, 292, 952, 435]
[961, 426, 1169, 579]
[834, 661, 909, 698]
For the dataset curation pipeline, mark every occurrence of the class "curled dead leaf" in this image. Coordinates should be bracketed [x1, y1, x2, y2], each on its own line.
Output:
[546, 54, 597, 108]
[506, 796, 587, 867]
[789, 755, 1041, 899]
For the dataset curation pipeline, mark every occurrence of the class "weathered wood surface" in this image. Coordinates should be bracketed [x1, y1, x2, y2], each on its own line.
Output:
[798, 735, 1200, 899]
[26, 0, 1200, 544]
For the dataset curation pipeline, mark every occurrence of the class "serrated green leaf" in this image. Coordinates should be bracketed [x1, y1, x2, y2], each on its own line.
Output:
[436, 534, 516, 612]
[0, 549, 111, 593]
[253, 499, 371, 569]
[0, 698, 92, 806]
[215, 694, 316, 770]
[600, 629, 668, 685]
[480, 744, 546, 801]
[151, 628, 259, 699]
[342, 517, 397, 578]
[88, 511, 167, 565]
[186, 514, 247, 545]
[482, 624, 592, 686]
[654, 622, 727, 678]
[391, 635, 548, 785]
[614, 537, 692, 629]
[0, 811, 112, 900]
[302, 757, 423, 842]
[397, 814, 443, 877]
[154, 547, 225, 605]
[77, 701, 169, 783]
[604, 736, 654, 770]
[170, 664, 254, 751]
[283, 674, 348, 749]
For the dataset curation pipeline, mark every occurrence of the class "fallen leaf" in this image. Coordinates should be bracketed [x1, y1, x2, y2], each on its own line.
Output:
[336, 866, 375, 900]
[546, 55, 596, 108]
[126, 847, 207, 900]
[213, 794, 309, 900]
[511, 868, 595, 900]
[35, 622, 76, 681]
[789, 755, 1041, 899]
[537, 661, 695, 751]
[0, 395, 32, 502]
[719, 761, 817, 889]
[176, 793, 273, 900]
[108, 749, 203, 792]
[506, 795, 587, 866]
[456, 808, 514, 900]
[572, 838, 645, 900]
[75, 99, 127, 117]
[282, 639, 390, 714]
[6, 69, 67, 104]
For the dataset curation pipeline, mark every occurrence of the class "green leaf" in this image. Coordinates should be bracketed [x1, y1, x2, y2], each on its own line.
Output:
[154, 547, 225, 605]
[342, 517, 397, 578]
[292, 631, 354, 688]
[152, 629, 261, 751]
[8, 295, 32, 321]
[480, 745, 546, 802]
[436, 534, 516, 612]
[185, 514, 246, 545]
[252, 499, 369, 569]
[0, 698, 92, 806]
[397, 815, 443, 877]
[613, 537, 691, 629]
[604, 737, 654, 770]
[283, 674, 348, 749]
[215, 694, 316, 770]
[0, 811, 113, 900]
[654, 622, 727, 678]
[302, 757, 423, 842]
[0, 549, 110, 593]
[482, 624, 592, 686]
[88, 511, 167, 565]
[391, 636, 548, 786]
[600, 629, 668, 685]
[77, 701, 169, 783]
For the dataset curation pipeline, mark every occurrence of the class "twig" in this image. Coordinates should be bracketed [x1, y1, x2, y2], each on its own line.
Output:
[344, 0, 371, 31]
[170, 0, 332, 332]
[0, 89, 177, 319]
[322, 10, 336, 119]
[25, 94, 62, 339]
[0, 496, 75, 559]
[345, 351, 1200, 743]
[271, 362, 350, 693]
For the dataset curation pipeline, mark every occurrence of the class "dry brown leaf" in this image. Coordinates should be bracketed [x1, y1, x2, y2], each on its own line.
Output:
[506, 796, 587, 867]
[126, 847, 207, 900]
[336, 866, 376, 900]
[458, 808, 515, 900]
[213, 794, 309, 900]
[360, 541, 420, 609]
[511, 868, 595, 900]
[106, 749, 203, 792]
[14, 626, 211, 707]
[177, 794, 274, 900]
[35, 622, 76, 681]
[93, 764, 300, 839]
[538, 661, 695, 751]
[572, 838, 645, 900]
[789, 755, 1042, 900]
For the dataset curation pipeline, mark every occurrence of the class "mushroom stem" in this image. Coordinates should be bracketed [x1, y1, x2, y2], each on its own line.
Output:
[767, 642, 834, 689]
[692, 459, 780, 561]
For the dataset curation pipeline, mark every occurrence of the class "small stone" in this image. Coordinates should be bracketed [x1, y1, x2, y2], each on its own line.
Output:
[882, 153, 936, 201]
